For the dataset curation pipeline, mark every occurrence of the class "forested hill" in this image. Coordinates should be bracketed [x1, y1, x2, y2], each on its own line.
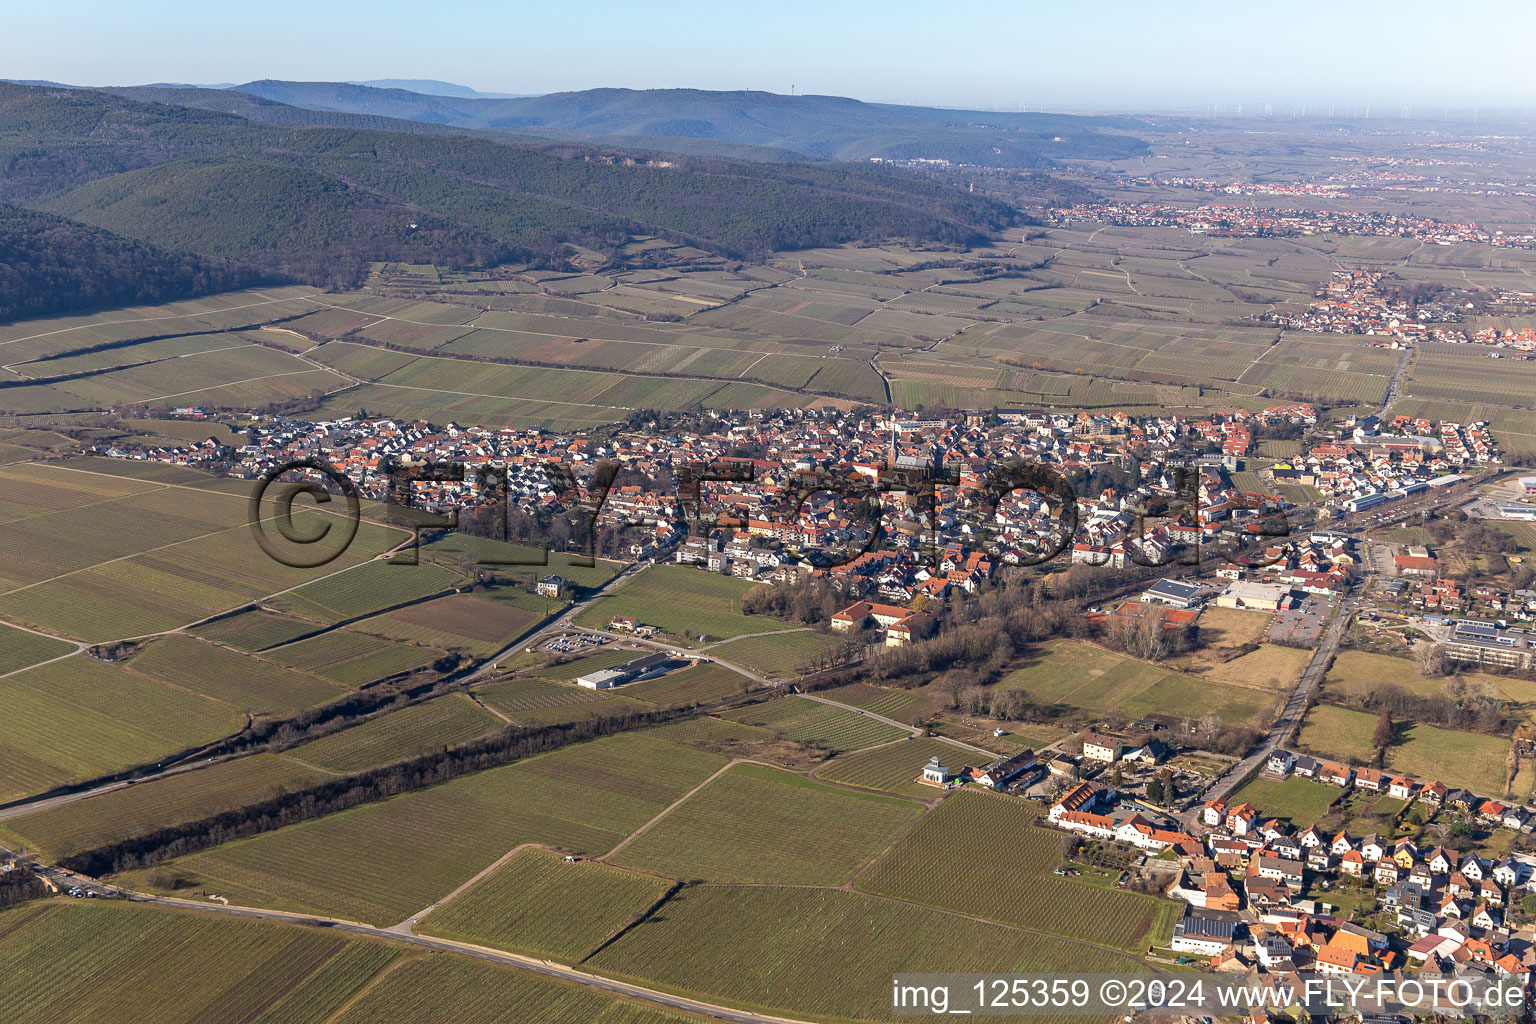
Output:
[0, 83, 1023, 287]
[231, 82, 1153, 166]
[0, 203, 271, 323]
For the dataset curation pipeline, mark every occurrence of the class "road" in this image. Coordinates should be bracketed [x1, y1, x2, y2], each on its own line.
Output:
[0, 554, 642, 824]
[796, 692, 999, 758]
[1377, 348, 1412, 416]
[27, 865, 818, 1024]
[1181, 591, 1358, 824]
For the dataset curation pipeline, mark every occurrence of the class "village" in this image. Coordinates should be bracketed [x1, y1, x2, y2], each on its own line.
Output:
[1031, 734, 1536, 984]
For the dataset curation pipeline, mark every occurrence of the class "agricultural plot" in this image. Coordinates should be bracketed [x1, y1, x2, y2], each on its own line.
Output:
[270, 560, 463, 622]
[354, 593, 541, 657]
[418, 847, 673, 962]
[0, 286, 321, 353]
[705, 630, 845, 677]
[0, 462, 405, 641]
[130, 732, 730, 925]
[473, 672, 651, 728]
[0, 754, 330, 859]
[618, 662, 751, 707]
[191, 608, 319, 650]
[264, 628, 446, 687]
[45, 344, 350, 409]
[817, 682, 937, 724]
[590, 884, 1138, 1024]
[857, 790, 1175, 951]
[612, 763, 922, 885]
[125, 634, 342, 715]
[719, 695, 908, 750]
[329, 952, 701, 1024]
[639, 715, 772, 745]
[812, 736, 963, 796]
[285, 694, 505, 773]
[1001, 640, 1278, 730]
[0, 623, 73, 675]
[0, 900, 402, 1024]
[0, 656, 245, 803]
[573, 565, 797, 645]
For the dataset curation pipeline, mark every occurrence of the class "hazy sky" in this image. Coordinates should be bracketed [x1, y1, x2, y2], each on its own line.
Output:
[11, 0, 1534, 112]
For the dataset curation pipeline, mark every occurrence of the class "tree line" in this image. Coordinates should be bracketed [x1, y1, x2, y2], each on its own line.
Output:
[60, 705, 685, 878]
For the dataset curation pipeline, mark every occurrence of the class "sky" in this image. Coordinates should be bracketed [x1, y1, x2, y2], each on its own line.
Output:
[10, 0, 1535, 113]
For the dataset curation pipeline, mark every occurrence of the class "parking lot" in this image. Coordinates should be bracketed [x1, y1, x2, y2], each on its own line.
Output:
[1266, 599, 1326, 645]
[541, 633, 610, 654]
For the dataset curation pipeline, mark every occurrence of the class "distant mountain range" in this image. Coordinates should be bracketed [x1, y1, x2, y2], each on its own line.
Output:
[225, 81, 1151, 166]
[349, 79, 526, 99]
[3, 78, 1152, 167]
[0, 81, 1028, 302]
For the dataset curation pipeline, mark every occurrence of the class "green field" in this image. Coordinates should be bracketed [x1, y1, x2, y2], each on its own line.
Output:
[266, 629, 445, 687]
[0, 460, 405, 642]
[719, 695, 909, 750]
[357, 593, 541, 657]
[0, 900, 699, 1024]
[328, 950, 703, 1024]
[124, 732, 730, 926]
[473, 674, 651, 727]
[285, 694, 505, 773]
[1000, 639, 1277, 729]
[0, 900, 402, 1024]
[813, 736, 969, 797]
[125, 634, 342, 715]
[418, 847, 673, 961]
[1299, 703, 1513, 795]
[573, 565, 799, 646]
[271, 559, 462, 622]
[0, 656, 246, 803]
[612, 763, 922, 885]
[1228, 774, 1341, 826]
[705, 630, 846, 677]
[618, 662, 752, 707]
[590, 884, 1141, 1023]
[855, 790, 1176, 951]
[1323, 650, 1444, 699]
[1296, 704, 1380, 764]
[0, 754, 330, 860]
[0, 623, 73, 675]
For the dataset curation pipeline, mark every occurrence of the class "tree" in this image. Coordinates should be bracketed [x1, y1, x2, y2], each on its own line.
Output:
[1373, 710, 1395, 751]
[1146, 776, 1165, 805]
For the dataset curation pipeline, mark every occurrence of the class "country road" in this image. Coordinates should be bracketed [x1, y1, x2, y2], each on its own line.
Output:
[62, 881, 821, 1024]
[1181, 591, 1358, 824]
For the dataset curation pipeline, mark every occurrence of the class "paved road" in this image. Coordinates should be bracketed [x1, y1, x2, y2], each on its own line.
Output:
[1181, 592, 1358, 825]
[1377, 348, 1412, 416]
[796, 692, 998, 758]
[32, 872, 818, 1024]
[0, 557, 641, 824]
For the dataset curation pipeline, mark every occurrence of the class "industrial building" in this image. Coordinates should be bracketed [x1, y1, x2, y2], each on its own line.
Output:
[576, 652, 677, 690]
